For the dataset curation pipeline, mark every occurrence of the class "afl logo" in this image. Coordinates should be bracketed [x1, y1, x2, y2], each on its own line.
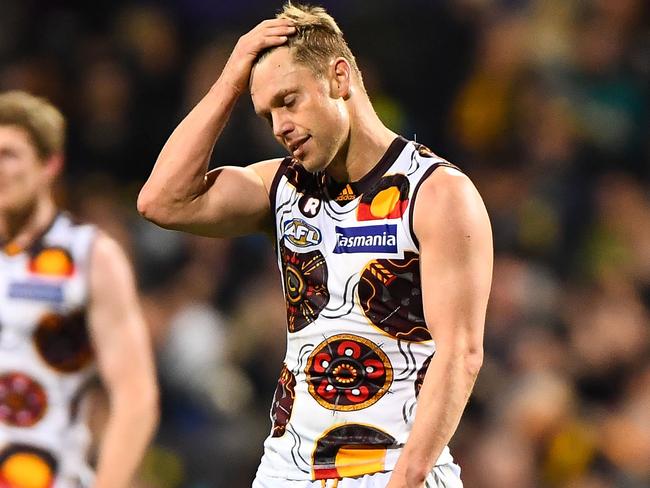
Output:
[283, 219, 322, 247]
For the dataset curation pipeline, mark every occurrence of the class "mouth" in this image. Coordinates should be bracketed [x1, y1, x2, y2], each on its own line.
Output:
[288, 136, 310, 159]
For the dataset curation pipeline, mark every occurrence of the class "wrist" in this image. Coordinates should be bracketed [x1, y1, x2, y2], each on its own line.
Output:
[212, 75, 246, 98]
[396, 447, 432, 486]
[405, 464, 429, 486]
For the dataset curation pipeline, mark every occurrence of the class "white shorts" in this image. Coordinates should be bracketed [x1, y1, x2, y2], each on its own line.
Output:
[252, 463, 462, 488]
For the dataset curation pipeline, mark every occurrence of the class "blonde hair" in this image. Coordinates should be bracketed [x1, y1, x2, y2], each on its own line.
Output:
[0, 90, 66, 159]
[260, 2, 362, 83]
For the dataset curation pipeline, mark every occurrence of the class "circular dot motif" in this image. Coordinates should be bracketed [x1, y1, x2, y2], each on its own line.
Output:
[306, 334, 392, 411]
[34, 310, 94, 373]
[280, 243, 329, 333]
[0, 373, 48, 427]
[358, 252, 432, 342]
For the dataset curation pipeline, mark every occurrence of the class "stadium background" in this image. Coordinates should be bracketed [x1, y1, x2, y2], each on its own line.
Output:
[1, 0, 649, 486]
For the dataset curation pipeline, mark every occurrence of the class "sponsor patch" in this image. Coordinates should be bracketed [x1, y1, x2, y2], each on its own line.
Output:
[334, 224, 397, 254]
[29, 247, 75, 277]
[357, 174, 409, 221]
[8, 282, 64, 303]
[283, 218, 322, 247]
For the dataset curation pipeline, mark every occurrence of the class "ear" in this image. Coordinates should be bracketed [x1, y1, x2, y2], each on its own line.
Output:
[329, 57, 351, 99]
[43, 153, 64, 182]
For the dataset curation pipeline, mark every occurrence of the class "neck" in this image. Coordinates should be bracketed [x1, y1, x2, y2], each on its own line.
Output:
[0, 196, 57, 249]
[326, 93, 397, 183]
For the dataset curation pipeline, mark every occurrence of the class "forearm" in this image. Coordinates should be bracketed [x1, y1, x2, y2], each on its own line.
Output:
[93, 398, 159, 488]
[138, 78, 240, 216]
[395, 350, 481, 484]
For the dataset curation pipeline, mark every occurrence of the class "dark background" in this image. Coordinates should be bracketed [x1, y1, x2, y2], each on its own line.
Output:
[1, 0, 649, 487]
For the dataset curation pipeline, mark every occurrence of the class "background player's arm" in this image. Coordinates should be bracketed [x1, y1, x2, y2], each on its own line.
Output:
[137, 19, 295, 237]
[389, 168, 493, 487]
[87, 233, 159, 488]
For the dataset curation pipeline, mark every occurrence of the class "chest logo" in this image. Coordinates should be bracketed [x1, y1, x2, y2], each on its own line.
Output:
[8, 282, 64, 303]
[283, 219, 322, 247]
[299, 195, 322, 218]
[334, 224, 397, 254]
[335, 184, 356, 202]
[357, 174, 410, 221]
[29, 247, 75, 277]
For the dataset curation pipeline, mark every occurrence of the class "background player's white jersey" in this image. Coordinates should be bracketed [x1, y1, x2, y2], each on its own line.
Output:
[0, 213, 97, 488]
[258, 137, 458, 481]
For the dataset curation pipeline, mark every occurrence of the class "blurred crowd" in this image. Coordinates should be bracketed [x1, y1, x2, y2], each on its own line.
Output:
[1, 0, 648, 487]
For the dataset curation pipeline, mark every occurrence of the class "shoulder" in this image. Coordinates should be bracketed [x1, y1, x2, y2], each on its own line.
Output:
[88, 232, 135, 297]
[413, 166, 490, 242]
[90, 231, 127, 264]
[249, 157, 286, 191]
[417, 166, 476, 206]
[46, 211, 95, 244]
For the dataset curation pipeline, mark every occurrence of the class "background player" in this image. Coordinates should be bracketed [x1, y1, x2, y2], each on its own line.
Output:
[139, 3, 491, 487]
[0, 90, 158, 488]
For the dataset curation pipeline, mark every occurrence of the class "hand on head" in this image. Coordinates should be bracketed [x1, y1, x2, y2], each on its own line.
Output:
[221, 18, 296, 95]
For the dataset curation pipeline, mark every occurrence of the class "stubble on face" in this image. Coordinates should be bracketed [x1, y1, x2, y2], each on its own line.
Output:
[250, 48, 349, 175]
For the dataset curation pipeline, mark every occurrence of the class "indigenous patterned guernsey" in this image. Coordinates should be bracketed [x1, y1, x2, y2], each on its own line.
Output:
[259, 137, 459, 481]
[0, 213, 97, 488]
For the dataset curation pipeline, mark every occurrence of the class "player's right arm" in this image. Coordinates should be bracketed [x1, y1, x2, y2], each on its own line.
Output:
[137, 18, 295, 237]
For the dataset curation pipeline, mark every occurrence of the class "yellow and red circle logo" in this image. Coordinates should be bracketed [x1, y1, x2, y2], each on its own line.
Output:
[0, 445, 56, 488]
[357, 174, 409, 221]
[312, 424, 398, 479]
[29, 248, 74, 277]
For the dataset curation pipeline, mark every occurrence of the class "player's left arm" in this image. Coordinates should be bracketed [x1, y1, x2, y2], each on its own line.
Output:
[87, 232, 159, 488]
[388, 167, 493, 487]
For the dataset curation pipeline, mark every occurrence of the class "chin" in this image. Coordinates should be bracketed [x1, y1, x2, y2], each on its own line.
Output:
[297, 156, 328, 174]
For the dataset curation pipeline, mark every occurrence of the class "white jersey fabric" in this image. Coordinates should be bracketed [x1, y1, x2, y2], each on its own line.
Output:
[0, 213, 97, 488]
[257, 137, 460, 484]
[254, 462, 462, 488]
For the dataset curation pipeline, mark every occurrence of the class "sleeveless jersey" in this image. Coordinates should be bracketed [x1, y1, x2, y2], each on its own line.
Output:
[258, 137, 458, 481]
[0, 213, 97, 488]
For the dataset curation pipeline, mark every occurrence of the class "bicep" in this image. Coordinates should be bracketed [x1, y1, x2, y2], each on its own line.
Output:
[165, 159, 281, 238]
[87, 234, 156, 401]
[414, 168, 493, 352]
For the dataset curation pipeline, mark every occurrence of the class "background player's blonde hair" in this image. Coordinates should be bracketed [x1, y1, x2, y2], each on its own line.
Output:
[260, 2, 363, 85]
[0, 90, 66, 159]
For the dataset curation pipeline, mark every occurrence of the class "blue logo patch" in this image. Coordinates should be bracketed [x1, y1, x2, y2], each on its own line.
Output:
[8, 282, 64, 303]
[334, 224, 398, 254]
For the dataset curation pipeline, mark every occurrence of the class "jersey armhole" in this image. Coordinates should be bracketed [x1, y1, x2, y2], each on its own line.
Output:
[268, 157, 293, 216]
[268, 157, 293, 250]
[408, 162, 461, 250]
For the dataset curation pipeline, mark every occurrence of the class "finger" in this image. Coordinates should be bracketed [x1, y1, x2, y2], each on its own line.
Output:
[262, 36, 291, 48]
[265, 26, 296, 37]
[259, 18, 295, 29]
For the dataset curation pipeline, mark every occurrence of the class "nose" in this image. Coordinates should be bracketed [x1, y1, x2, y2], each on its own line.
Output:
[272, 111, 294, 139]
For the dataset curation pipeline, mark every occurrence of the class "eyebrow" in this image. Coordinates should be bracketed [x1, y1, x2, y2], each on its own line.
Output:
[255, 87, 298, 119]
